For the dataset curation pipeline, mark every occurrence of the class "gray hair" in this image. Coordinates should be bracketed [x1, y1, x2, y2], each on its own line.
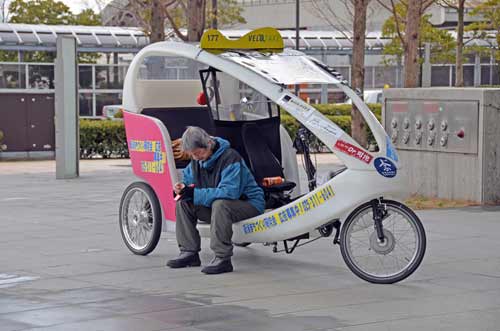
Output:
[181, 126, 214, 151]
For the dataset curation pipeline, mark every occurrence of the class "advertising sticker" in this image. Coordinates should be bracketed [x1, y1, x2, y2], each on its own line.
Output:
[374, 157, 397, 178]
[334, 139, 373, 164]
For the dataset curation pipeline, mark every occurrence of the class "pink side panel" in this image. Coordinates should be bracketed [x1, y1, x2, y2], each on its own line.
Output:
[123, 111, 176, 222]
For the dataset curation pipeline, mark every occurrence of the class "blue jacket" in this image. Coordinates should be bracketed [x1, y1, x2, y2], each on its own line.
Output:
[182, 137, 265, 214]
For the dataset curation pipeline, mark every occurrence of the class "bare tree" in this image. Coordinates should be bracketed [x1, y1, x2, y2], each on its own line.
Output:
[439, 0, 466, 86]
[378, 0, 435, 87]
[103, 0, 206, 42]
[309, 0, 373, 146]
[1, 0, 10, 22]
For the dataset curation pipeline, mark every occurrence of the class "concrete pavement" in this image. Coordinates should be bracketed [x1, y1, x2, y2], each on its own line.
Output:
[0, 159, 500, 331]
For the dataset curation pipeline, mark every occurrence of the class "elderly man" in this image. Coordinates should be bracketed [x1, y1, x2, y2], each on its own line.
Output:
[167, 126, 265, 274]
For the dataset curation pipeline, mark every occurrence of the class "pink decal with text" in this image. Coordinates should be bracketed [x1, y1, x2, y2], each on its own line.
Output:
[124, 111, 176, 222]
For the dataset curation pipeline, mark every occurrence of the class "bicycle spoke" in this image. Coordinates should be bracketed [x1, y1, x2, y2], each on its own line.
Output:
[344, 203, 423, 279]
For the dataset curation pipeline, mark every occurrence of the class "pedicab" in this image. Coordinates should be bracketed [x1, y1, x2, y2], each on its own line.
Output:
[119, 27, 426, 284]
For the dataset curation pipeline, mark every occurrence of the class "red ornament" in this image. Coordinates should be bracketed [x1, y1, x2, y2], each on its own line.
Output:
[197, 91, 207, 105]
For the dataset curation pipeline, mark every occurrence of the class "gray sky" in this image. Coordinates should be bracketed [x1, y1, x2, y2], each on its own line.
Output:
[61, 0, 111, 13]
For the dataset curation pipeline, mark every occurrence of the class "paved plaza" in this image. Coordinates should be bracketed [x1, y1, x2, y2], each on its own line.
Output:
[1, 158, 500, 331]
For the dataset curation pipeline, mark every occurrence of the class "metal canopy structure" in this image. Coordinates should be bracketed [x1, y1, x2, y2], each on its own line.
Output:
[0, 23, 497, 54]
[0, 23, 148, 52]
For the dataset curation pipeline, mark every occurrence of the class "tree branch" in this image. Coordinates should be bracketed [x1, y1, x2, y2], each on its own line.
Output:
[438, 0, 458, 9]
[422, 0, 436, 12]
[164, 6, 188, 41]
[308, 0, 354, 41]
[389, 0, 406, 47]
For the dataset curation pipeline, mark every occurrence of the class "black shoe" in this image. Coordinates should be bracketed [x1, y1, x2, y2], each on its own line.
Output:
[166, 252, 201, 268]
[201, 257, 233, 274]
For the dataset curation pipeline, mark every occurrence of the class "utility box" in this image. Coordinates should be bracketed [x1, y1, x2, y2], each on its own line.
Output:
[383, 88, 500, 204]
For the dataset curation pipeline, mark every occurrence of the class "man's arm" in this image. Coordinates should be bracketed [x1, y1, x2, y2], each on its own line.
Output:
[193, 162, 242, 207]
[182, 162, 195, 186]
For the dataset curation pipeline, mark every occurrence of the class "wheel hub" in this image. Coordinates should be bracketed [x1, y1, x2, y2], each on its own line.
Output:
[369, 229, 395, 255]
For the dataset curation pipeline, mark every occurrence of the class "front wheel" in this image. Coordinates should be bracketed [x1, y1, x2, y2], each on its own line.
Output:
[340, 200, 426, 284]
[119, 182, 162, 255]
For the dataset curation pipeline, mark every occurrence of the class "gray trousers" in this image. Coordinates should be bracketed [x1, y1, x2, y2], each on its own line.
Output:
[175, 199, 260, 258]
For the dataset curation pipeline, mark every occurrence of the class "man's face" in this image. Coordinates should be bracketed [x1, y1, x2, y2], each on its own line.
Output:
[190, 147, 212, 161]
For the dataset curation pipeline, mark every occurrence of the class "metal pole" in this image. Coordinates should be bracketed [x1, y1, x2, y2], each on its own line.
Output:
[421, 42, 431, 87]
[55, 36, 79, 179]
[321, 51, 328, 103]
[294, 0, 300, 97]
[474, 52, 481, 87]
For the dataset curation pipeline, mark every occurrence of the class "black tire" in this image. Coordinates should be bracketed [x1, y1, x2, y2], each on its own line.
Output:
[119, 182, 162, 255]
[234, 242, 252, 247]
[340, 199, 426, 284]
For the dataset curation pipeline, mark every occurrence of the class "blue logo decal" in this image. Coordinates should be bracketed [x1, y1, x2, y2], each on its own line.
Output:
[374, 157, 397, 178]
[386, 136, 399, 162]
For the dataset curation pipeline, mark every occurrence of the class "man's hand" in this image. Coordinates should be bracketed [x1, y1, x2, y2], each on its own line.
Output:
[180, 185, 194, 200]
[174, 182, 185, 195]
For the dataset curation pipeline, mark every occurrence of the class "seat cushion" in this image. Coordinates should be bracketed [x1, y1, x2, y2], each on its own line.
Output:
[262, 180, 296, 193]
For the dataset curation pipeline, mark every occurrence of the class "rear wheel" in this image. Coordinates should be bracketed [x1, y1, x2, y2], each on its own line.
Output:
[340, 200, 426, 284]
[119, 182, 162, 255]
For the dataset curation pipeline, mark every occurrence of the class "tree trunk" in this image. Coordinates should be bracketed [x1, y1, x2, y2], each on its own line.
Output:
[187, 0, 205, 41]
[455, 0, 465, 87]
[351, 0, 369, 147]
[404, 0, 422, 87]
[150, 0, 165, 42]
[211, 0, 217, 29]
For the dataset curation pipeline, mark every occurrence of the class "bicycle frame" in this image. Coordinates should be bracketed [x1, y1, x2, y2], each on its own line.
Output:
[122, 41, 405, 243]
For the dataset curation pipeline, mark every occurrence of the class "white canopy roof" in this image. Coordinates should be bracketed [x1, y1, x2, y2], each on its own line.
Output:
[220, 49, 341, 85]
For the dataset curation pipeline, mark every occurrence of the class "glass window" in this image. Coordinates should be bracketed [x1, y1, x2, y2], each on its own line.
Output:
[481, 65, 492, 85]
[479, 65, 500, 85]
[452, 65, 475, 86]
[79, 93, 93, 117]
[431, 66, 450, 86]
[95, 65, 127, 89]
[374, 66, 397, 88]
[491, 65, 499, 85]
[28, 65, 55, 89]
[365, 66, 374, 88]
[0, 64, 26, 88]
[96, 92, 122, 117]
[138, 56, 205, 80]
[79, 65, 93, 89]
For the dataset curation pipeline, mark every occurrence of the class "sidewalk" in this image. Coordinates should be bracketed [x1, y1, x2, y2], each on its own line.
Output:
[0, 159, 499, 331]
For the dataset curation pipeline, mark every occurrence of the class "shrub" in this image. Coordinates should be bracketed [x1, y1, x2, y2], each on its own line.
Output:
[281, 103, 381, 145]
[80, 119, 128, 159]
[311, 103, 381, 118]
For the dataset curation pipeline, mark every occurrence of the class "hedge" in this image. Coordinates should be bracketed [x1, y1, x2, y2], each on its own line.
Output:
[80, 119, 128, 159]
[312, 103, 381, 118]
[79, 103, 382, 158]
[281, 103, 382, 151]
